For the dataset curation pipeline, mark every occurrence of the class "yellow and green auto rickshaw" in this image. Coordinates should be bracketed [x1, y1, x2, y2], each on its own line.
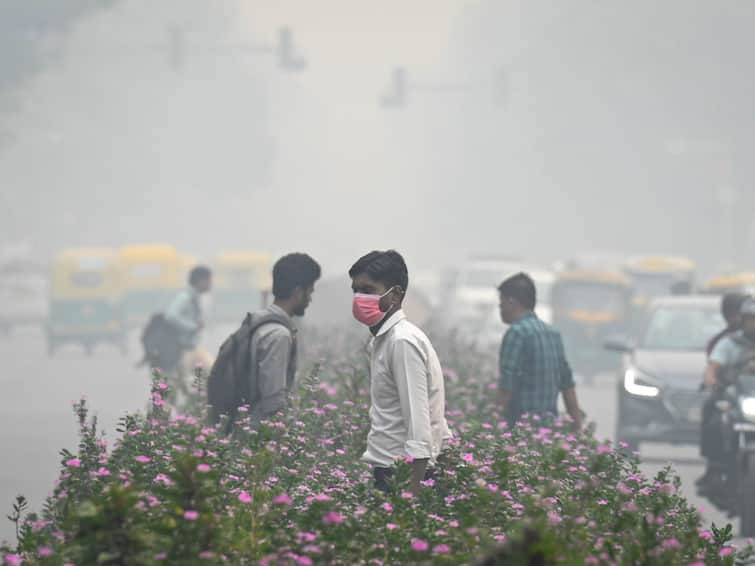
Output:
[552, 270, 633, 379]
[624, 256, 696, 305]
[211, 251, 271, 323]
[47, 248, 127, 356]
[703, 272, 755, 296]
[118, 244, 184, 327]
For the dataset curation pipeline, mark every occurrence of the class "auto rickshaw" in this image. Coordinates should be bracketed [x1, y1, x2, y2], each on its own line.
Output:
[118, 244, 184, 327]
[47, 248, 127, 356]
[703, 272, 755, 296]
[211, 251, 271, 323]
[552, 270, 633, 379]
[624, 256, 696, 308]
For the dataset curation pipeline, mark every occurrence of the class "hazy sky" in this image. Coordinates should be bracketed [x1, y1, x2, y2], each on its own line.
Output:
[2, 1, 754, 277]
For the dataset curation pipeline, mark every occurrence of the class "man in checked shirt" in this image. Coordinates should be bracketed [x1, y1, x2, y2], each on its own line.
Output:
[497, 272, 584, 431]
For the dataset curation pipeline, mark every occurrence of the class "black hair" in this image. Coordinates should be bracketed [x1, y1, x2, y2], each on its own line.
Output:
[272, 253, 321, 300]
[348, 250, 409, 293]
[498, 272, 537, 310]
[189, 265, 212, 286]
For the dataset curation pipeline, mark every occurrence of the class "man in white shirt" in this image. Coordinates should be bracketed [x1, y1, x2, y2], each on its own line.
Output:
[349, 250, 452, 495]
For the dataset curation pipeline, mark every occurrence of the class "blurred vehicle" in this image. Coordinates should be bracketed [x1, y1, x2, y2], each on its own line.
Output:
[451, 258, 525, 326]
[211, 251, 271, 323]
[0, 254, 48, 335]
[624, 256, 696, 308]
[702, 272, 755, 296]
[47, 248, 127, 355]
[118, 244, 183, 327]
[606, 295, 722, 453]
[552, 270, 632, 378]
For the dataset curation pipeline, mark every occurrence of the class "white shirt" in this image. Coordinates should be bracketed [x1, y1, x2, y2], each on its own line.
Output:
[362, 310, 452, 467]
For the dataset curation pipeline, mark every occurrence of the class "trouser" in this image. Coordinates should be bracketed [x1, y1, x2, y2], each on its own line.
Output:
[373, 466, 436, 494]
[700, 394, 725, 469]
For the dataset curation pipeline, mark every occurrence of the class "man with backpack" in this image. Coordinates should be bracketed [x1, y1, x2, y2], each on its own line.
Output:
[208, 253, 321, 430]
[141, 266, 213, 376]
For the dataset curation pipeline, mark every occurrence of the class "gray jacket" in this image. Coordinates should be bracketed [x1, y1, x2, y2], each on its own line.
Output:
[248, 304, 297, 421]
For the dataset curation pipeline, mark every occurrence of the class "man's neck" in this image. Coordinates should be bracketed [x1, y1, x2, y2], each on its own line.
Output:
[273, 299, 296, 318]
[370, 306, 400, 336]
[511, 309, 533, 323]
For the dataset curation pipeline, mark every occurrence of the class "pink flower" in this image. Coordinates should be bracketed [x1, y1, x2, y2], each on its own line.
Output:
[382, 503, 393, 513]
[184, 510, 199, 520]
[597, 499, 608, 506]
[157, 382, 168, 390]
[238, 491, 253, 504]
[4, 554, 21, 566]
[65, 458, 81, 468]
[433, 544, 451, 554]
[699, 530, 713, 542]
[386, 523, 399, 530]
[38, 547, 53, 557]
[720, 547, 733, 557]
[95, 467, 110, 477]
[411, 539, 429, 552]
[400, 492, 414, 500]
[135, 455, 151, 464]
[273, 493, 293, 505]
[295, 557, 313, 566]
[461, 453, 474, 463]
[322, 512, 345, 525]
[196, 464, 211, 473]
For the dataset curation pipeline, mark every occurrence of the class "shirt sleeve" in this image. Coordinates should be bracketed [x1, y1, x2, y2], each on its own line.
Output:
[710, 336, 735, 367]
[391, 338, 433, 460]
[252, 326, 293, 421]
[556, 332, 576, 391]
[499, 327, 525, 391]
[165, 292, 199, 334]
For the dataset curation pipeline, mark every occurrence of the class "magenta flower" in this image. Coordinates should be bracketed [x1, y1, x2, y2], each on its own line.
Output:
[184, 510, 199, 520]
[238, 491, 253, 504]
[433, 544, 451, 554]
[197, 464, 211, 473]
[4, 554, 21, 566]
[382, 503, 393, 513]
[65, 458, 81, 468]
[38, 547, 53, 557]
[322, 512, 345, 525]
[273, 493, 293, 505]
[411, 539, 429, 552]
[386, 523, 399, 530]
[135, 455, 151, 464]
[461, 453, 474, 463]
[95, 467, 110, 477]
[720, 548, 733, 557]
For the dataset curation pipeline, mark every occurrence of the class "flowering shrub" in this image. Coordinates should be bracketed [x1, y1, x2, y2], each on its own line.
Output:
[2, 327, 754, 565]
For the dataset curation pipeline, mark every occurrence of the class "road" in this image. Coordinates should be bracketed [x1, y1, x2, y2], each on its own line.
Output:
[0, 328, 735, 544]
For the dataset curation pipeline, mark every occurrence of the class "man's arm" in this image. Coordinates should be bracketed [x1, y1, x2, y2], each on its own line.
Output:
[498, 329, 524, 415]
[251, 327, 292, 424]
[704, 361, 722, 389]
[165, 292, 199, 334]
[391, 339, 432, 495]
[556, 334, 582, 431]
[706, 337, 733, 389]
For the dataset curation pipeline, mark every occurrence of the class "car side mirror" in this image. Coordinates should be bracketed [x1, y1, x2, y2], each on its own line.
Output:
[603, 335, 634, 353]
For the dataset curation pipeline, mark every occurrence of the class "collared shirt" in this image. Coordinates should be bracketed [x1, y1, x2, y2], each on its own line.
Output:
[363, 310, 452, 467]
[498, 312, 575, 420]
[165, 287, 202, 349]
[248, 304, 297, 421]
[710, 331, 755, 377]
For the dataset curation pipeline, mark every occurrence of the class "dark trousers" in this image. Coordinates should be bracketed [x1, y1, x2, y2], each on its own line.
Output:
[373, 466, 436, 494]
[701, 395, 725, 468]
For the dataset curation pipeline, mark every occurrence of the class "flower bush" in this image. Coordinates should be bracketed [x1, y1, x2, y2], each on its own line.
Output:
[2, 327, 754, 565]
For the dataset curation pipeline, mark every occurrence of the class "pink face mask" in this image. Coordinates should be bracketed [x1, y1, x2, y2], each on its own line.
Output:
[352, 288, 395, 327]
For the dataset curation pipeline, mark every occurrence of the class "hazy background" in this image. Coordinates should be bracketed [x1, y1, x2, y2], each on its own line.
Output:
[2, 0, 754, 276]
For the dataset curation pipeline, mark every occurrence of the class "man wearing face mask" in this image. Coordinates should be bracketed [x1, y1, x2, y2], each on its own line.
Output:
[349, 250, 452, 495]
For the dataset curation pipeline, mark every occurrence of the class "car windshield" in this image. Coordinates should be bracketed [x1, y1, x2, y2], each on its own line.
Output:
[553, 283, 626, 312]
[641, 306, 723, 351]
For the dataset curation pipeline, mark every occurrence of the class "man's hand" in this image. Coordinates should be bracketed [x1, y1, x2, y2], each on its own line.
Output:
[562, 388, 583, 433]
[704, 362, 720, 390]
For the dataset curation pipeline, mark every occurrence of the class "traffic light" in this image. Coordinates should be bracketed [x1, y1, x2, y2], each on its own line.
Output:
[278, 27, 307, 71]
[380, 67, 407, 108]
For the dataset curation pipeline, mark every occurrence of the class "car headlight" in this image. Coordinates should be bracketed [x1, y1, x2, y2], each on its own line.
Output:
[740, 397, 755, 422]
[624, 367, 660, 397]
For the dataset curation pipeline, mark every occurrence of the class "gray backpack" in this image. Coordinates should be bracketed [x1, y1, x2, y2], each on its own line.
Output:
[207, 312, 292, 427]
